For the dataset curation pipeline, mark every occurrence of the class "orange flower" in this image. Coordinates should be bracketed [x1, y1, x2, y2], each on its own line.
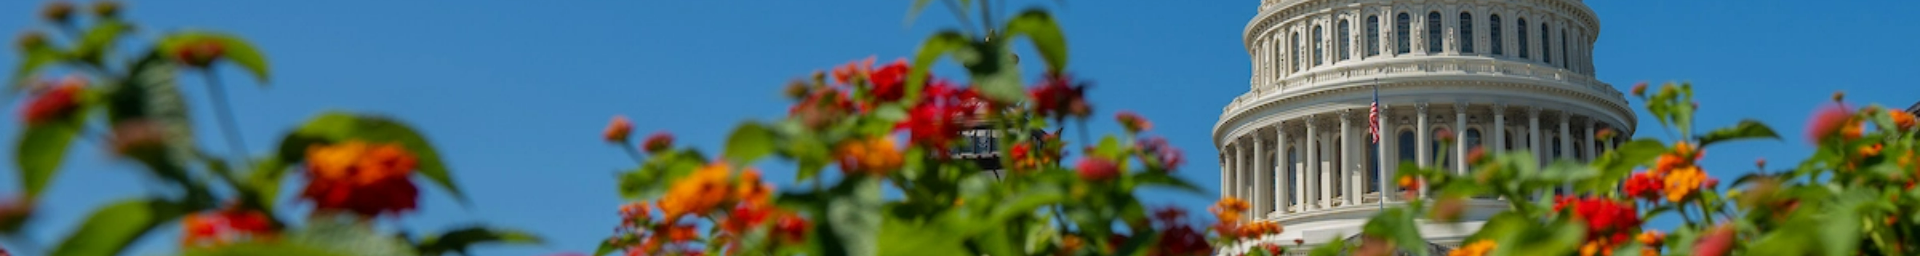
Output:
[659, 162, 734, 221]
[300, 141, 419, 217]
[20, 75, 84, 125]
[1860, 143, 1883, 158]
[181, 207, 274, 247]
[734, 169, 773, 205]
[1663, 167, 1705, 202]
[604, 116, 633, 142]
[1579, 240, 1615, 256]
[1630, 82, 1648, 97]
[834, 136, 903, 176]
[1449, 240, 1496, 256]
[642, 132, 674, 153]
[1893, 111, 1917, 131]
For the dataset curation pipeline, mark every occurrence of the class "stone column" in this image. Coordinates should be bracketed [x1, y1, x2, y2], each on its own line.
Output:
[1341, 110, 1357, 206]
[1254, 134, 1268, 216]
[1455, 102, 1468, 174]
[1528, 107, 1542, 165]
[1493, 103, 1506, 152]
[1219, 152, 1228, 199]
[1321, 132, 1335, 207]
[1559, 112, 1572, 161]
[1305, 116, 1321, 209]
[1276, 125, 1290, 213]
[1226, 144, 1237, 200]
[1586, 118, 1598, 161]
[1415, 102, 1430, 197]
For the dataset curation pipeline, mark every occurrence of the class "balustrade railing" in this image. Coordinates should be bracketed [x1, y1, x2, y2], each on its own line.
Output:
[1220, 57, 1620, 120]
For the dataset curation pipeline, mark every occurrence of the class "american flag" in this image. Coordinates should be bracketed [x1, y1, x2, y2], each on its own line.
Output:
[1369, 85, 1380, 144]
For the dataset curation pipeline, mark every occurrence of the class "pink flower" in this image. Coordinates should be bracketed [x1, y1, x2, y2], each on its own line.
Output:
[1806, 103, 1860, 143]
[1075, 158, 1119, 181]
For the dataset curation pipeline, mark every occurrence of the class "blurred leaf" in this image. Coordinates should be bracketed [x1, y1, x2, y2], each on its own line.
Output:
[824, 177, 883, 256]
[184, 242, 349, 256]
[617, 150, 704, 200]
[16, 120, 79, 199]
[961, 41, 1024, 104]
[594, 239, 623, 256]
[877, 216, 970, 256]
[907, 31, 968, 102]
[1003, 9, 1068, 72]
[8, 42, 61, 93]
[1361, 208, 1426, 256]
[51, 199, 190, 256]
[1307, 236, 1347, 256]
[414, 226, 544, 256]
[1696, 119, 1779, 147]
[107, 52, 197, 162]
[160, 31, 272, 83]
[289, 215, 419, 256]
[288, 112, 465, 204]
[73, 19, 129, 64]
[724, 122, 777, 164]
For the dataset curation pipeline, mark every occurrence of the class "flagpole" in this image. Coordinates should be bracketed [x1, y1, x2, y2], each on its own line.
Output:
[1375, 80, 1385, 211]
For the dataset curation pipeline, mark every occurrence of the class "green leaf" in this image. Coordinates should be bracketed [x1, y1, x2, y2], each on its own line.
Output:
[73, 20, 130, 65]
[904, 0, 934, 26]
[8, 43, 61, 94]
[160, 31, 271, 83]
[289, 216, 419, 256]
[16, 120, 79, 199]
[907, 31, 969, 102]
[1696, 119, 1780, 147]
[184, 242, 351, 256]
[962, 41, 1025, 104]
[877, 217, 970, 256]
[52, 199, 191, 256]
[415, 226, 544, 256]
[824, 177, 883, 256]
[107, 52, 197, 162]
[724, 122, 777, 164]
[1003, 9, 1069, 72]
[289, 112, 465, 204]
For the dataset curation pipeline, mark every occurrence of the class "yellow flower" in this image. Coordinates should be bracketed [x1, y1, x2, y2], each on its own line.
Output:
[659, 162, 734, 221]
[1448, 240, 1496, 256]
[1663, 166, 1705, 202]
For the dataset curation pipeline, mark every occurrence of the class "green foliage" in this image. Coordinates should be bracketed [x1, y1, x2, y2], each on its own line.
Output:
[281, 112, 467, 204]
[52, 199, 190, 256]
[159, 31, 272, 83]
[15, 119, 80, 199]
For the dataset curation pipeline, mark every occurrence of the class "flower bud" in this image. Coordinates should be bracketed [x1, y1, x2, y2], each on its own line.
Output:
[602, 116, 633, 143]
[1832, 91, 1845, 103]
[42, 1, 74, 24]
[16, 31, 48, 51]
[1630, 82, 1648, 97]
[643, 132, 674, 153]
[172, 39, 224, 67]
[92, 1, 121, 18]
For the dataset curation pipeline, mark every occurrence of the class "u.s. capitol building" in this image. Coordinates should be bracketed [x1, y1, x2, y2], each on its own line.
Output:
[1213, 0, 1633, 254]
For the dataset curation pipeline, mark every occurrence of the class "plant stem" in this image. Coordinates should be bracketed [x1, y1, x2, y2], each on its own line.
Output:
[620, 142, 647, 165]
[202, 70, 253, 168]
[979, 0, 995, 35]
[941, 0, 977, 35]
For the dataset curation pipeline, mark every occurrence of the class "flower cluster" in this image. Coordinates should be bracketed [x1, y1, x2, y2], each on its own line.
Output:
[1649, 142, 1711, 202]
[1448, 240, 1496, 256]
[834, 136, 904, 176]
[609, 162, 810, 255]
[1136, 136, 1184, 172]
[1208, 197, 1280, 241]
[900, 79, 984, 153]
[1146, 207, 1212, 256]
[181, 206, 273, 247]
[1554, 196, 1641, 253]
[299, 141, 420, 217]
[1028, 73, 1091, 120]
[19, 75, 85, 125]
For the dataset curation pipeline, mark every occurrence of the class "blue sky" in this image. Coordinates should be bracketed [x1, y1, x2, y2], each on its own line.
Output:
[0, 0, 1917, 255]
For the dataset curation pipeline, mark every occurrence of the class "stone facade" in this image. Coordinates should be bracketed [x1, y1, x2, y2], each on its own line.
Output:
[1215, 0, 1631, 254]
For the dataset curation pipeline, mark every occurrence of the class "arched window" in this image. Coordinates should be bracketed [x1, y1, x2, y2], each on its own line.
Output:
[1561, 30, 1570, 69]
[1396, 13, 1411, 54]
[1552, 135, 1563, 159]
[1337, 19, 1351, 61]
[1466, 128, 1483, 151]
[1541, 23, 1552, 64]
[1458, 12, 1474, 53]
[1490, 15, 1503, 55]
[1517, 18, 1529, 59]
[1366, 16, 1380, 57]
[1291, 32, 1301, 72]
[1431, 128, 1449, 170]
[1426, 12, 1442, 54]
[1313, 25, 1325, 66]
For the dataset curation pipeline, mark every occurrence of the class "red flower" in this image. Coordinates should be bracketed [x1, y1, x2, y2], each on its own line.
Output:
[299, 141, 420, 217]
[773, 215, 810, 243]
[1155, 225, 1212, 256]
[1075, 157, 1119, 181]
[1622, 171, 1664, 202]
[1557, 197, 1641, 244]
[722, 202, 772, 235]
[790, 87, 857, 129]
[1631, 82, 1648, 97]
[643, 132, 673, 153]
[173, 39, 225, 68]
[20, 76, 84, 125]
[1028, 73, 1091, 120]
[897, 80, 977, 153]
[181, 206, 274, 247]
[1466, 146, 1488, 164]
[867, 59, 910, 103]
[604, 116, 633, 143]
[1693, 225, 1734, 256]
[1115, 111, 1152, 133]
[1806, 103, 1860, 143]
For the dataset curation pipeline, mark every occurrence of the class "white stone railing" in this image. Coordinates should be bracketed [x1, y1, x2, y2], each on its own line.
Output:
[1220, 56, 1619, 118]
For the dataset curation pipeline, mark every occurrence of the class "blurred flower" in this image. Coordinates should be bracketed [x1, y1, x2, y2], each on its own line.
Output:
[1859, 143, 1884, 158]
[659, 162, 735, 221]
[1431, 196, 1466, 222]
[1138, 137, 1184, 172]
[1893, 110, 1917, 131]
[1555, 196, 1640, 245]
[604, 116, 633, 143]
[867, 59, 910, 103]
[1261, 243, 1285, 256]
[1630, 82, 1648, 97]
[1466, 146, 1488, 165]
[773, 214, 810, 244]
[1449, 240, 1496, 256]
[734, 169, 771, 205]
[665, 224, 698, 242]
[1436, 128, 1455, 144]
[643, 132, 673, 153]
[1075, 157, 1118, 181]
[16, 31, 47, 51]
[1029, 73, 1092, 120]
[300, 141, 419, 217]
[898, 80, 976, 153]
[1832, 91, 1845, 103]
[721, 202, 773, 235]
[1693, 225, 1734, 256]
[1663, 167, 1705, 203]
[834, 136, 902, 176]
[1637, 230, 1665, 248]
[790, 87, 856, 129]
[1622, 171, 1663, 202]
[1355, 235, 1394, 256]
[21, 75, 85, 125]
[1579, 240, 1614, 256]
[830, 57, 874, 85]
[1806, 103, 1861, 143]
[1755, 157, 1766, 170]
[91, 1, 119, 18]
[181, 206, 273, 247]
[1115, 111, 1152, 133]
[1155, 225, 1211, 256]
[41, 1, 73, 24]
[1595, 128, 1617, 141]
[0, 197, 33, 233]
[619, 201, 651, 227]
[172, 38, 224, 68]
